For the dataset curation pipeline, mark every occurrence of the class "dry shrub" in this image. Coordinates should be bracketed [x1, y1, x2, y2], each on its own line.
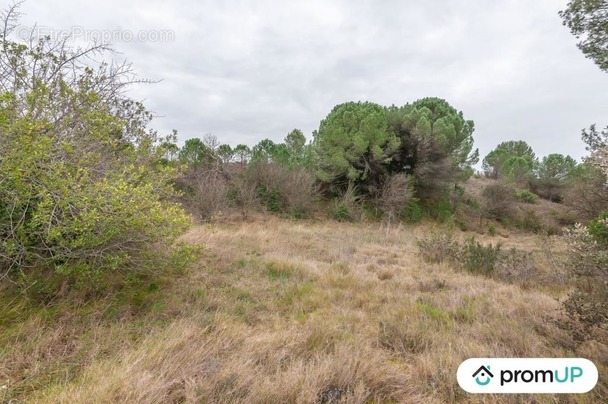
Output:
[379, 173, 414, 226]
[228, 175, 259, 220]
[416, 233, 459, 264]
[283, 167, 319, 218]
[329, 182, 362, 222]
[561, 221, 608, 344]
[245, 162, 318, 218]
[563, 169, 608, 221]
[495, 248, 537, 284]
[191, 170, 228, 221]
[481, 182, 515, 221]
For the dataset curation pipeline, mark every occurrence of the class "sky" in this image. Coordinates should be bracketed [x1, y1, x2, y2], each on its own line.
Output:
[13, 0, 608, 163]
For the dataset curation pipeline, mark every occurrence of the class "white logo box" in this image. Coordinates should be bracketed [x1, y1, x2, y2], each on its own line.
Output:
[457, 358, 598, 394]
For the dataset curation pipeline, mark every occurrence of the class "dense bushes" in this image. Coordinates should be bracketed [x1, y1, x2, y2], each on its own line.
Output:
[0, 19, 189, 289]
[416, 233, 502, 276]
[562, 216, 608, 344]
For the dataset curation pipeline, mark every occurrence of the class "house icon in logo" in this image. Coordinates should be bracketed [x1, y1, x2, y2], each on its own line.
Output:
[472, 365, 494, 386]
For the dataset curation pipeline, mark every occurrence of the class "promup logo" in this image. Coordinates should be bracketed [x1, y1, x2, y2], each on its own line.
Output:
[472, 365, 494, 386]
[457, 358, 598, 393]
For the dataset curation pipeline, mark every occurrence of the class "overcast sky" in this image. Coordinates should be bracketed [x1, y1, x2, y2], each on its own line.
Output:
[15, 0, 608, 162]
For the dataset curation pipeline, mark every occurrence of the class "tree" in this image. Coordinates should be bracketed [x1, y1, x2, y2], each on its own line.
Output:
[0, 4, 189, 287]
[217, 144, 234, 164]
[482, 140, 537, 181]
[251, 138, 284, 163]
[179, 138, 214, 169]
[560, 0, 608, 73]
[533, 153, 577, 201]
[389, 98, 479, 197]
[285, 128, 306, 156]
[234, 144, 251, 165]
[314, 101, 400, 193]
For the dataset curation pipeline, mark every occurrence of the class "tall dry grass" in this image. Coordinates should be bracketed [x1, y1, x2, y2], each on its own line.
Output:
[2, 215, 605, 403]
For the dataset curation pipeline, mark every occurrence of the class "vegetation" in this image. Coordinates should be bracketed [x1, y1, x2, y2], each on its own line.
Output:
[560, 0, 608, 73]
[0, 5, 189, 291]
[1, 2, 608, 402]
[482, 140, 537, 182]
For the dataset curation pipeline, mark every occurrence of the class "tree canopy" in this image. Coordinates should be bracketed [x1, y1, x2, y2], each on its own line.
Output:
[314, 98, 478, 196]
[482, 140, 537, 180]
[314, 101, 400, 192]
[560, 0, 608, 73]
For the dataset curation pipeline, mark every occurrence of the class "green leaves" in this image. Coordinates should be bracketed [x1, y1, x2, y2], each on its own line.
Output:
[560, 0, 608, 73]
[314, 101, 399, 189]
[0, 29, 190, 288]
[482, 140, 537, 181]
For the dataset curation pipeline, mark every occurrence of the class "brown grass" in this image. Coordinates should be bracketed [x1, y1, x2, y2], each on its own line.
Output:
[1, 215, 605, 403]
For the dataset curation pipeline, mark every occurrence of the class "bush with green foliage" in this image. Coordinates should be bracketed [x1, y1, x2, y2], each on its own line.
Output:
[0, 9, 190, 289]
[457, 237, 502, 275]
[329, 183, 361, 222]
[515, 189, 539, 204]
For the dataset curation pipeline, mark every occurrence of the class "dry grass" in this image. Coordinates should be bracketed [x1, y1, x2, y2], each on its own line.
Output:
[1, 215, 605, 403]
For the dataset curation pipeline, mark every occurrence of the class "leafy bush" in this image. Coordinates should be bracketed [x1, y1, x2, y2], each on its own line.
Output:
[428, 197, 454, 223]
[416, 233, 459, 264]
[403, 200, 423, 223]
[0, 21, 190, 289]
[457, 237, 502, 275]
[587, 211, 608, 244]
[515, 189, 539, 204]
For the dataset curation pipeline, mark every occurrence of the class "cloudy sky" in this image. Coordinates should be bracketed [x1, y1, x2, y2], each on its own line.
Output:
[14, 0, 608, 162]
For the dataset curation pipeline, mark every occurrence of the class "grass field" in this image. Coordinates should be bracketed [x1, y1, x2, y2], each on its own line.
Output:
[1, 215, 606, 403]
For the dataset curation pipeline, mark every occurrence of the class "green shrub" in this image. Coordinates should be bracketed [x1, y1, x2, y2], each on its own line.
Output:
[587, 211, 608, 245]
[457, 237, 502, 275]
[0, 20, 191, 292]
[515, 188, 539, 204]
[430, 197, 454, 222]
[403, 200, 423, 223]
[330, 200, 351, 222]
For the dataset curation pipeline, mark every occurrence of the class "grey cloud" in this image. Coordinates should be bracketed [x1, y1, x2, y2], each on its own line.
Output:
[16, 0, 608, 162]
